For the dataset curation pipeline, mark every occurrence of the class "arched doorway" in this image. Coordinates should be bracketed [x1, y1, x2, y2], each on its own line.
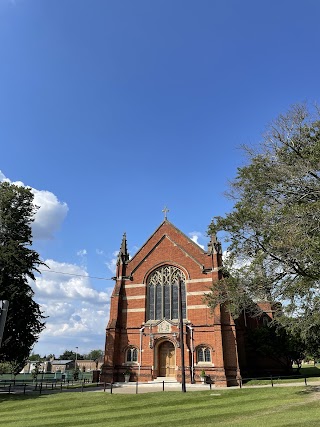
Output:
[158, 341, 175, 377]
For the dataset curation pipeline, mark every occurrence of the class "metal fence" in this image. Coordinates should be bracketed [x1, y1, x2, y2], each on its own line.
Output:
[0, 378, 100, 395]
[0, 374, 317, 396]
[0, 371, 93, 382]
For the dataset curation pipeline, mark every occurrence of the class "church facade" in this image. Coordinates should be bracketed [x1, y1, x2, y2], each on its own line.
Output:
[101, 219, 273, 386]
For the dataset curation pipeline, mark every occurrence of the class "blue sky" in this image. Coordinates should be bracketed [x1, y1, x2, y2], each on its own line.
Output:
[1, 0, 319, 357]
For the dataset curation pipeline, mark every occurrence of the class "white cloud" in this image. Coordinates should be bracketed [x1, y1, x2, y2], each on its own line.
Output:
[189, 231, 205, 250]
[34, 260, 108, 302]
[222, 250, 252, 270]
[105, 250, 119, 274]
[30, 259, 113, 356]
[1, 171, 108, 356]
[32, 189, 68, 239]
[0, 170, 68, 240]
[77, 249, 87, 257]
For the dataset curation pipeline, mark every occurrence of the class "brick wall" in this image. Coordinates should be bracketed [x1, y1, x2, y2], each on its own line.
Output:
[101, 220, 239, 386]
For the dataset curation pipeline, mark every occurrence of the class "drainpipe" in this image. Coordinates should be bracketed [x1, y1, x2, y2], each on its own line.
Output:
[186, 324, 194, 383]
[139, 326, 145, 379]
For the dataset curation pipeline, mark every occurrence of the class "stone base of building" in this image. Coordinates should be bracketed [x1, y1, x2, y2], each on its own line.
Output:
[101, 365, 242, 387]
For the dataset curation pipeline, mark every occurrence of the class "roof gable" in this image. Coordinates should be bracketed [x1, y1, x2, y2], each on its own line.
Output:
[128, 220, 208, 274]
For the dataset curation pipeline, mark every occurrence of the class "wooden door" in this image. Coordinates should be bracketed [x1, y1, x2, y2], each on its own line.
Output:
[159, 342, 175, 377]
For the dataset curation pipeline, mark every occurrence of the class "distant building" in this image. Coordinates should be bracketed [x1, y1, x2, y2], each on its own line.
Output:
[20, 361, 39, 374]
[21, 357, 104, 375]
[20, 360, 52, 373]
[49, 360, 75, 373]
[76, 359, 103, 372]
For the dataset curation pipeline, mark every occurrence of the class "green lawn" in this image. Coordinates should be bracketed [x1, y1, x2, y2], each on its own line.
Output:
[244, 364, 320, 386]
[298, 364, 320, 377]
[1, 386, 320, 427]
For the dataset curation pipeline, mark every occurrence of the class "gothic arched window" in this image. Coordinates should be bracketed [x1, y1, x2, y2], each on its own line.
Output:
[147, 265, 186, 321]
[197, 346, 211, 363]
[126, 347, 138, 363]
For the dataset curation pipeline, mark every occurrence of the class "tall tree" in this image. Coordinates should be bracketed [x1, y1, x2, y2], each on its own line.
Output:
[0, 182, 45, 373]
[247, 324, 306, 374]
[59, 350, 84, 360]
[59, 350, 76, 360]
[86, 349, 103, 361]
[29, 353, 43, 362]
[206, 104, 320, 334]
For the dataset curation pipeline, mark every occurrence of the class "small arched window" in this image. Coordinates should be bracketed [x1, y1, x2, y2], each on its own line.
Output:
[197, 346, 211, 363]
[126, 347, 138, 363]
[147, 265, 186, 321]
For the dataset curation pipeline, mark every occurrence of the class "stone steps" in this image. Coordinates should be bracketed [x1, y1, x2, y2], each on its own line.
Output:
[148, 377, 179, 383]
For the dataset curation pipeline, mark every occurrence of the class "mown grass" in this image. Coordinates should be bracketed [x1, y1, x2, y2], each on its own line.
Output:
[1, 386, 319, 427]
[244, 364, 320, 386]
[298, 364, 320, 377]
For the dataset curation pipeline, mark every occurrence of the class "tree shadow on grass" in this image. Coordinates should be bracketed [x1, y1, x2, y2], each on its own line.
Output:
[297, 385, 320, 396]
[0, 393, 42, 404]
[0, 386, 100, 404]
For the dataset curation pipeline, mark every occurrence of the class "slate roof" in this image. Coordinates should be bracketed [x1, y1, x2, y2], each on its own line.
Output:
[51, 360, 73, 365]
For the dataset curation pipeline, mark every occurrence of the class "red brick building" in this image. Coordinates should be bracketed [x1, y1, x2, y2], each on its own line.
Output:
[101, 219, 273, 386]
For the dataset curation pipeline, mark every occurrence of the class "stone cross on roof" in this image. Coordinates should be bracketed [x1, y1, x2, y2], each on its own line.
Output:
[162, 206, 169, 220]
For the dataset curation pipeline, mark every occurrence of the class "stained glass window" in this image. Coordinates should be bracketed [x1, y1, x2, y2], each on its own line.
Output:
[172, 284, 178, 319]
[147, 265, 186, 321]
[148, 285, 155, 320]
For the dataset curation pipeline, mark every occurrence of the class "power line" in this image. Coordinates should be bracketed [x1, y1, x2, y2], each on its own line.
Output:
[37, 269, 114, 281]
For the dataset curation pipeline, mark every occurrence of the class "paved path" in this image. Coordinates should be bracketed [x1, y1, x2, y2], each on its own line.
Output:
[104, 382, 212, 394]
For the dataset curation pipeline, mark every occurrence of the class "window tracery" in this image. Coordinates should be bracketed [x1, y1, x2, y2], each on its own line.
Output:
[197, 346, 211, 363]
[126, 347, 138, 363]
[147, 265, 186, 321]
